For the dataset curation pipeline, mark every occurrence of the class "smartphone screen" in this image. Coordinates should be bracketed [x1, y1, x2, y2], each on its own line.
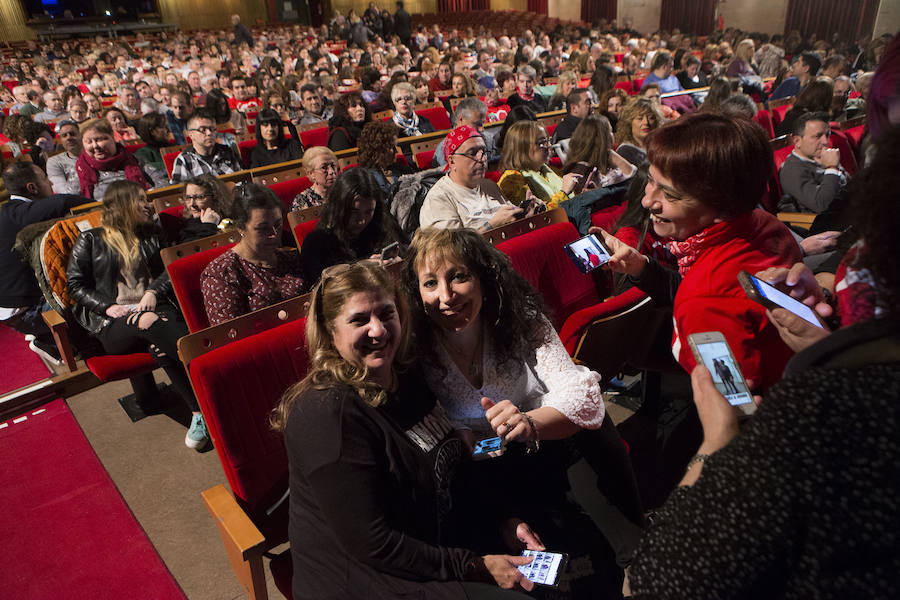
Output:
[564, 234, 611, 274]
[749, 274, 824, 328]
[518, 550, 565, 587]
[693, 340, 755, 407]
[473, 436, 502, 456]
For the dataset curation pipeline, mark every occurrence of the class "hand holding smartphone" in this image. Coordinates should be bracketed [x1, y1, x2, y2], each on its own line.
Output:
[563, 233, 612, 274]
[380, 241, 400, 261]
[738, 271, 824, 328]
[687, 332, 756, 416]
[517, 550, 567, 588]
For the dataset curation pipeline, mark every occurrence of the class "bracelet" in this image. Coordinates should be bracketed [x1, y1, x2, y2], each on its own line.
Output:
[523, 413, 540, 454]
[483, 221, 492, 231]
[685, 453, 711, 473]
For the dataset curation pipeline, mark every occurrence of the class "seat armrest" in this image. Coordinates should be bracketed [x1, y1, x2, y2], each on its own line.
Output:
[202, 484, 269, 600]
[42, 309, 77, 371]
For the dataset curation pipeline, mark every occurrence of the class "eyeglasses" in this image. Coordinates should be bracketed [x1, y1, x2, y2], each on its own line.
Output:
[189, 126, 216, 134]
[394, 96, 414, 103]
[316, 162, 338, 173]
[534, 138, 551, 148]
[453, 147, 487, 161]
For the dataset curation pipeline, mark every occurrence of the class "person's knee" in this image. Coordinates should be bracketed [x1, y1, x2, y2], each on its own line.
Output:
[137, 312, 159, 330]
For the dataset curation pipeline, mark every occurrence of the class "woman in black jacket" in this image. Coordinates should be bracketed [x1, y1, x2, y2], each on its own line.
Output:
[66, 180, 208, 450]
[248, 108, 304, 168]
[327, 91, 373, 152]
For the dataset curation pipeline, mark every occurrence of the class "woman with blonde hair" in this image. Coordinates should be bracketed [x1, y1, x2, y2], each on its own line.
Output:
[66, 180, 208, 449]
[613, 97, 664, 166]
[547, 71, 578, 111]
[292, 146, 338, 211]
[272, 260, 538, 600]
[498, 120, 583, 210]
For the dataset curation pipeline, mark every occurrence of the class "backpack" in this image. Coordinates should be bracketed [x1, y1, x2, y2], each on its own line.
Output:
[389, 167, 444, 237]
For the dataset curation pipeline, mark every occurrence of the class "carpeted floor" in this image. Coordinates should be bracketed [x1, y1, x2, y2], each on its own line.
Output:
[0, 398, 186, 599]
[0, 324, 51, 395]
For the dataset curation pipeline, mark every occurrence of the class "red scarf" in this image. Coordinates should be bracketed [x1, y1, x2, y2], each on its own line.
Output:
[76, 144, 149, 200]
[666, 218, 738, 276]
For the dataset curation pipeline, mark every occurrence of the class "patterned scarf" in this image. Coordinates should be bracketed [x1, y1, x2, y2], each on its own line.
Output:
[393, 111, 422, 136]
[666, 218, 737, 276]
[835, 240, 882, 327]
[76, 144, 149, 200]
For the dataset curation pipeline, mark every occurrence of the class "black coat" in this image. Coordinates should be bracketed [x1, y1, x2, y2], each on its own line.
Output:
[66, 226, 173, 334]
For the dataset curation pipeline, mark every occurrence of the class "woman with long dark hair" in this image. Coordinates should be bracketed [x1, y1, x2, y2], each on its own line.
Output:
[248, 108, 303, 168]
[327, 91, 373, 151]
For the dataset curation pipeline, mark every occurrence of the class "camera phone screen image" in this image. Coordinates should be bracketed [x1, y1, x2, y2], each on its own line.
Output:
[565, 234, 611, 274]
[751, 275, 824, 328]
[696, 341, 754, 406]
[518, 550, 564, 586]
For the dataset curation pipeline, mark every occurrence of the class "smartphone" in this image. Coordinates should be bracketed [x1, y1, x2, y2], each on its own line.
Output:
[568, 162, 596, 195]
[563, 233, 612, 274]
[687, 332, 757, 416]
[518, 196, 547, 215]
[518, 550, 567, 588]
[380, 241, 400, 261]
[472, 436, 504, 460]
[737, 271, 824, 329]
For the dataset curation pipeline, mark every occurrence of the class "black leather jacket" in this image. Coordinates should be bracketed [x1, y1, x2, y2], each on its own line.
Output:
[66, 226, 173, 334]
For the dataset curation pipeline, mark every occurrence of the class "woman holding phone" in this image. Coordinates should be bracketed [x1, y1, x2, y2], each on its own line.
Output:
[270, 261, 538, 600]
[299, 168, 406, 287]
[402, 227, 645, 596]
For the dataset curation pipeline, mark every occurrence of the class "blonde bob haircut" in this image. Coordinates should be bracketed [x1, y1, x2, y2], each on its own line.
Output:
[301, 145, 338, 173]
[553, 71, 578, 96]
[270, 261, 411, 432]
[499, 120, 547, 172]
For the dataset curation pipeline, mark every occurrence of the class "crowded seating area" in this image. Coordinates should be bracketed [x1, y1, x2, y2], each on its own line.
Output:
[0, 5, 898, 598]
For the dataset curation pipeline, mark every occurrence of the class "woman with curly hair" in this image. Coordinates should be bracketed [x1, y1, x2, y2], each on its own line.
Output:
[177, 174, 234, 243]
[299, 167, 406, 286]
[357, 120, 415, 198]
[614, 97, 664, 166]
[327, 90, 373, 151]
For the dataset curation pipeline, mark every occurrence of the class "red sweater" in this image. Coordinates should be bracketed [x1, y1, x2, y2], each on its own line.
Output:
[669, 209, 803, 391]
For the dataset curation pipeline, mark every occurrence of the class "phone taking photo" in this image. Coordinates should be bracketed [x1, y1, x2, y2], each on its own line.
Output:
[518, 550, 567, 588]
[568, 162, 596, 196]
[472, 436, 504, 460]
[737, 271, 824, 329]
[687, 332, 757, 416]
[563, 233, 612, 274]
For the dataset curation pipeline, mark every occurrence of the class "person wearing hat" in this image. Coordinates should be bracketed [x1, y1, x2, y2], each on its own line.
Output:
[419, 125, 535, 231]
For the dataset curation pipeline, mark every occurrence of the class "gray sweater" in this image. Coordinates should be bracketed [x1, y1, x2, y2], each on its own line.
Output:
[778, 152, 846, 214]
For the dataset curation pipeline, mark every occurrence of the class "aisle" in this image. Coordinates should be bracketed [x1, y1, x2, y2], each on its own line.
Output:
[0, 324, 50, 395]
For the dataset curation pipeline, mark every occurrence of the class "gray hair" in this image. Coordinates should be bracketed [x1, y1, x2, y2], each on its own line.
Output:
[516, 64, 537, 80]
[720, 94, 758, 119]
[391, 82, 415, 102]
[454, 97, 486, 125]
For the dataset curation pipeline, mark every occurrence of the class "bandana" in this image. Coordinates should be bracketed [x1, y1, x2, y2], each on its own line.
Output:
[442, 125, 483, 171]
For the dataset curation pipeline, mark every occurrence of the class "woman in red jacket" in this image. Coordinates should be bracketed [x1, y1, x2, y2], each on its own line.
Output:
[595, 112, 803, 391]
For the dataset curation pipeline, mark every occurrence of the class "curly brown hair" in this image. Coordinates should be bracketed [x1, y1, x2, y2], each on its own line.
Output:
[357, 120, 400, 170]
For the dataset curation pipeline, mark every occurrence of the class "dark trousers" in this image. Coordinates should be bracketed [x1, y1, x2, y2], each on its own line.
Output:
[96, 304, 197, 412]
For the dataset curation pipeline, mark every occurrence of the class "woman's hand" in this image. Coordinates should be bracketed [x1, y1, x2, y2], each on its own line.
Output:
[500, 518, 546, 553]
[755, 263, 833, 316]
[766, 307, 831, 353]
[588, 226, 648, 277]
[524, 190, 545, 218]
[560, 172, 582, 195]
[481, 397, 536, 442]
[105, 304, 130, 318]
[799, 231, 840, 256]
[691, 365, 740, 455]
[199, 207, 222, 225]
[138, 290, 157, 312]
[480, 555, 535, 591]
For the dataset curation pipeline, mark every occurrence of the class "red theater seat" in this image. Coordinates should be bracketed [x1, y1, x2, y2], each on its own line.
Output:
[415, 149, 436, 169]
[753, 109, 775, 139]
[771, 104, 791, 128]
[415, 106, 452, 130]
[299, 126, 329, 148]
[167, 243, 237, 332]
[590, 202, 627, 233]
[238, 138, 257, 166]
[269, 176, 312, 214]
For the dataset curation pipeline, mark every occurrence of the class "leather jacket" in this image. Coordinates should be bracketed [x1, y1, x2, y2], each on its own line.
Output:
[66, 226, 173, 334]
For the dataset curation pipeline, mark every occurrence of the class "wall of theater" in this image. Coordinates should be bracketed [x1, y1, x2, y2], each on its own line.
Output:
[490, 0, 528, 12]
[157, 0, 266, 32]
[547, 0, 580, 23]
[0, 0, 32, 42]
[717, 0, 787, 35]
[874, 0, 900, 37]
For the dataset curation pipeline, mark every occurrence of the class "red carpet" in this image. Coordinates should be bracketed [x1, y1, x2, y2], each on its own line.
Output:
[0, 324, 51, 395]
[0, 399, 187, 599]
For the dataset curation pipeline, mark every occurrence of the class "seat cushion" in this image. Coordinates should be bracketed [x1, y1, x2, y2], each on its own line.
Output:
[167, 243, 236, 332]
[299, 126, 329, 149]
[86, 353, 158, 382]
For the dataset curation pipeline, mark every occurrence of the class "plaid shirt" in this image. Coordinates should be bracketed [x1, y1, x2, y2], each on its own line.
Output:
[171, 143, 243, 183]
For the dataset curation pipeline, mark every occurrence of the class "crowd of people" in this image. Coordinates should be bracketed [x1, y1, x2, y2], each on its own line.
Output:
[0, 7, 898, 599]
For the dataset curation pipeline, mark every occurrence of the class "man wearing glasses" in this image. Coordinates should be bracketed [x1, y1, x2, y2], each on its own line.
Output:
[171, 110, 243, 183]
[420, 125, 530, 231]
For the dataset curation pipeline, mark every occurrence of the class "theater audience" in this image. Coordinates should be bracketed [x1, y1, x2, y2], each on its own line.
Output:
[201, 183, 305, 326]
[249, 108, 303, 168]
[629, 124, 900, 600]
[769, 51, 821, 101]
[562, 115, 635, 189]
[506, 65, 547, 114]
[300, 168, 405, 286]
[775, 79, 833, 137]
[642, 51, 684, 94]
[291, 147, 338, 211]
[75, 119, 167, 200]
[420, 125, 521, 231]
[595, 113, 802, 391]
[676, 55, 708, 90]
[270, 260, 537, 600]
[66, 180, 208, 449]
[171, 110, 243, 182]
[327, 91, 372, 151]
[297, 83, 333, 125]
[434, 98, 496, 168]
[177, 174, 233, 243]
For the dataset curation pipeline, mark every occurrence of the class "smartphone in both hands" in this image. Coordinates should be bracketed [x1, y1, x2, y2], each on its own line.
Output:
[687, 332, 757, 417]
[518, 550, 568, 588]
[563, 233, 613, 274]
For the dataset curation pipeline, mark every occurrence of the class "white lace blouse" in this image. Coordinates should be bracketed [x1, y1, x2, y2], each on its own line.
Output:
[422, 319, 605, 437]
